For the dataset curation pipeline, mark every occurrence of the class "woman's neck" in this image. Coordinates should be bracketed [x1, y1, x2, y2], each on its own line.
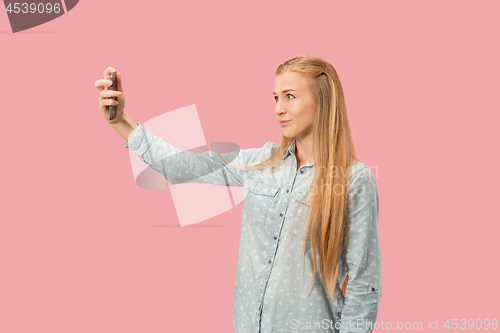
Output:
[295, 135, 314, 169]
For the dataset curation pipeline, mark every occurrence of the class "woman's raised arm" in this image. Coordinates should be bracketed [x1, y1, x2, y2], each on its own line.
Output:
[95, 67, 272, 187]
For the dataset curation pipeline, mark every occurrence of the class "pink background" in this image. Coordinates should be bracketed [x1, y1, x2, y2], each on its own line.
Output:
[1, 0, 499, 332]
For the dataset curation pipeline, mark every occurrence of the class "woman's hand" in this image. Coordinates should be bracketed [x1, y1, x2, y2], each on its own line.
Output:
[95, 67, 125, 124]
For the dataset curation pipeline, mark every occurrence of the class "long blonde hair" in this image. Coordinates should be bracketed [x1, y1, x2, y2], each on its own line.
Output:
[220, 55, 358, 300]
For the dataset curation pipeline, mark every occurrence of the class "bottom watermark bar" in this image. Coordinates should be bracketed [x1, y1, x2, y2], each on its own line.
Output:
[290, 318, 381, 331]
[289, 318, 499, 330]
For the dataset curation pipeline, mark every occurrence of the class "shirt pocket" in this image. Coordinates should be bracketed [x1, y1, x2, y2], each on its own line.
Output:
[244, 175, 281, 226]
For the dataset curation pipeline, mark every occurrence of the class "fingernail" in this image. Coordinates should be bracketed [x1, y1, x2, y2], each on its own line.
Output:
[107, 81, 112, 84]
[110, 68, 115, 71]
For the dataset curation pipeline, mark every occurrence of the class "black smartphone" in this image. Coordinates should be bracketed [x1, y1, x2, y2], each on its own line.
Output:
[108, 72, 117, 120]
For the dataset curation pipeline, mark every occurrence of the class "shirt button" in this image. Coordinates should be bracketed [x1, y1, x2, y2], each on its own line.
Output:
[279, 213, 283, 217]
[286, 189, 289, 193]
[274, 236, 277, 240]
[300, 170, 304, 174]
[268, 260, 272, 264]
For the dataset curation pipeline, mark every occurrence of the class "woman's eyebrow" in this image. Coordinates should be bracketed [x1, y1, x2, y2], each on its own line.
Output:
[273, 89, 296, 95]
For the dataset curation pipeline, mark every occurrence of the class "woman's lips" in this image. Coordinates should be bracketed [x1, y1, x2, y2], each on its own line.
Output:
[279, 120, 291, 127]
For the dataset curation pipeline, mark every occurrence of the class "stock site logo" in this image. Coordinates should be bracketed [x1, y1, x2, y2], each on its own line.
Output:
[127, 105, 246, 227]
[4, 0, 79, 33]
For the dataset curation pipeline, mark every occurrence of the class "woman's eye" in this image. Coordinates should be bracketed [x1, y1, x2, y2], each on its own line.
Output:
[274, 94, 295, 102]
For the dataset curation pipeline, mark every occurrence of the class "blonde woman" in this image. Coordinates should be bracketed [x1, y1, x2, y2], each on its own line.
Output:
[95, 55, 381, 333]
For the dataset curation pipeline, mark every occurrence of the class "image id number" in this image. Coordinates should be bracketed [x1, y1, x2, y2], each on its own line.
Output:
[6, 3, 61, 14]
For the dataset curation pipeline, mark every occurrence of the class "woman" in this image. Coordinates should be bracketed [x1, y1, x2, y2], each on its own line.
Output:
[95, 55, 381, 333]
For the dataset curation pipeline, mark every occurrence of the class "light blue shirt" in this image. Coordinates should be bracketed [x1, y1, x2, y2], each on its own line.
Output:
[124, 123, 382, 333]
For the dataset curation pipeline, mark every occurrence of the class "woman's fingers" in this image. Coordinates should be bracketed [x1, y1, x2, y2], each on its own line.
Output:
[99, 89, 122, 100]
[103, 67, 116, 80]
[95, 78, 113, 91]
[101, 97, 119, 105]
[95, 67, 121, 92]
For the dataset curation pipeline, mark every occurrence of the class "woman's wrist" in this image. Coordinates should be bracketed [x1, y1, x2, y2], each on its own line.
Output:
[109, 113, 139, 142]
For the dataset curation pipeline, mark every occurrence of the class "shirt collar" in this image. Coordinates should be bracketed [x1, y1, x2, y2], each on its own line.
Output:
[283, 137, 296, 160]
[283, 138, 314, 167]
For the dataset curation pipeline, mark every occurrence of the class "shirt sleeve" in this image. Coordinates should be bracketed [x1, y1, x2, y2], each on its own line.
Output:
[339, 166, 382, 333]
[123, 122, 273, 187]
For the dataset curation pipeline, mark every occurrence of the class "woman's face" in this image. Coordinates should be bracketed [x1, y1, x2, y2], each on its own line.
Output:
[274, 71, 317, 140]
